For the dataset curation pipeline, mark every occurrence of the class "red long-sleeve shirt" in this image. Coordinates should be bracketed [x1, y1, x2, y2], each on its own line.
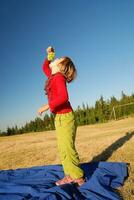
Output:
[42, 58, 73, 114]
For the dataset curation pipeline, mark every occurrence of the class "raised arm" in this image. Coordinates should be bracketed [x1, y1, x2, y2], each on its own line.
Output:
[42, 58, 51, 77]
[42, 46, 55, 78]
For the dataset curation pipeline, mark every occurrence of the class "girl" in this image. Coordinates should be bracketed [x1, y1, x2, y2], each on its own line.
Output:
[38, 46, 85, 186]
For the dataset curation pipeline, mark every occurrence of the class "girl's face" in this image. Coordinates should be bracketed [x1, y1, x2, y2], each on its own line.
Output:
[49, 57, 65, 69]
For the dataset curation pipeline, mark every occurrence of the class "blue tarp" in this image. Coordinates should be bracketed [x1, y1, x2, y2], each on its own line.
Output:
[0, 162, 128, 200]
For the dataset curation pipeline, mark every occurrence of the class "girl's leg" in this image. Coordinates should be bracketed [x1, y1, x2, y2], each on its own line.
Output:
[55, 111, 84, 179]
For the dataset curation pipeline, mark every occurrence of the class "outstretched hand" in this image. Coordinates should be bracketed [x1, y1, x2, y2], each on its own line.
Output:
[38, 104, 49, 116]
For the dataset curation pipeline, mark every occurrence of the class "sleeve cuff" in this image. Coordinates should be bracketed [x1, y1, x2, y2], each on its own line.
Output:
[48, 102, 55, 112]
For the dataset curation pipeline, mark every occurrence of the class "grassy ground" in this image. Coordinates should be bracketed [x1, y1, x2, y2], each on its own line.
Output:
[0, 117, 134, 199]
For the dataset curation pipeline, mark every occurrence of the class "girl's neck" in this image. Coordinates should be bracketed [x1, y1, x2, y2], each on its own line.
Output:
[51, 65, 61, 75]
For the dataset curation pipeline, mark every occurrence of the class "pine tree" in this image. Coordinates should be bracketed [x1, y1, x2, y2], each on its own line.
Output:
[2, 92, 134, 136]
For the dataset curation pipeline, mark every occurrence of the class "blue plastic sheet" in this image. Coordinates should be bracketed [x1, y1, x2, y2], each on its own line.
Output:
[0, 162, 128, 200]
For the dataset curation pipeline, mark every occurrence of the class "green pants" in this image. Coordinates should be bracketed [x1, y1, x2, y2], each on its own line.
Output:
[54, 111, 84, 179]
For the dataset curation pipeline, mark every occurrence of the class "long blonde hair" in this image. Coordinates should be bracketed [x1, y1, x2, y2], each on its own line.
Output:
[59, 57, 77, 83]
[44, 57, 77, 95]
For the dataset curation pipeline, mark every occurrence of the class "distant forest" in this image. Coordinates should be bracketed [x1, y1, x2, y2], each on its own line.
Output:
[1, 91, 134, 136]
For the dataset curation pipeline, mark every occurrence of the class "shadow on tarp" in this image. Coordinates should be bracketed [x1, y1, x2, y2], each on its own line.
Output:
[0, 161, 128, 200]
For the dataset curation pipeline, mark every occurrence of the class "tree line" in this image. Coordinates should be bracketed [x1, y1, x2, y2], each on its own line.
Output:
[1, 91, 134, 136]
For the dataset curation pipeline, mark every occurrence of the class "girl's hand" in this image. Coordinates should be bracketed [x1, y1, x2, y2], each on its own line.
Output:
[46, 46, 54, 54]
[38, 104, 49, 115]
[46, 46, 55, 61]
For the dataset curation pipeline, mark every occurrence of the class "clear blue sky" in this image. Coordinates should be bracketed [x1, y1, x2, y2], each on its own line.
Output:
[0, 0, 134, 131]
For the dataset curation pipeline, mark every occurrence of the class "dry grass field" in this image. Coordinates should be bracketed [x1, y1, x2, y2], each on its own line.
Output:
[0, 117, 134, 199]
